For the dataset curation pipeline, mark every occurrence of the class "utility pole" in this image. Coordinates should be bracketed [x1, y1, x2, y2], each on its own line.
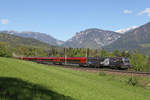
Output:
[65, 48, 67, 65]
[86, 48, 88, 58]
[86, 48, 88, 64]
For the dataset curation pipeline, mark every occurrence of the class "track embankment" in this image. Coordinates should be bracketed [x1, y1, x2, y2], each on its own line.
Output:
[52, 64, 150, 76]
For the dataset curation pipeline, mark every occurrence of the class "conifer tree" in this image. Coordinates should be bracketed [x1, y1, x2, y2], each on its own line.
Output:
[100, 48, 109, 57]
[112, 50, 120, 57]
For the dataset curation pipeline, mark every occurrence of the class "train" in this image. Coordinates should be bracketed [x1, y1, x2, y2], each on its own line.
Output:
[17, 57, 130, 69]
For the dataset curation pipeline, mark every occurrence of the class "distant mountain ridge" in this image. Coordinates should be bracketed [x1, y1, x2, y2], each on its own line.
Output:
[2, 21, 150, 54]
[0, 33, 54, 48]
[62, 28, 121, 49]
[104, 22, 150, 54]
[115, 26, 138, 34]
[0, 33, 62, 57]
[0, 29, 121, 49]
[0, 30, 64, 46]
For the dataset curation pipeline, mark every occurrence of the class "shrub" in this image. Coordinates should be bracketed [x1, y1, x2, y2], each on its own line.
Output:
[127, 76, 138, 86]
[147, 55, 150, 72]
[129, 51, 148, 71]
[99, 72, 106, 76]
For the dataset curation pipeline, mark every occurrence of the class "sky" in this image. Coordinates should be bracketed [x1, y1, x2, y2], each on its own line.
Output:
[0, 0, 150, 41]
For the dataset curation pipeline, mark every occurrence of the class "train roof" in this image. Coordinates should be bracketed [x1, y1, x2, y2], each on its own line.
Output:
[16, 57, 87, 59]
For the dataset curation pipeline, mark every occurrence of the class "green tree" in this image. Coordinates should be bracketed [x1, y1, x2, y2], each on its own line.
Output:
[147, 55, 150, 72]
[100, 48, 109, 57]
[95, 49, 98, 57]
[86, 48, 90, 57]
[0, 42, 11, 57]
[112, 50, 120, 57]
[52, 48, 57, 56]
[120, 50, 130, 57]
[130, 50, 147, 71]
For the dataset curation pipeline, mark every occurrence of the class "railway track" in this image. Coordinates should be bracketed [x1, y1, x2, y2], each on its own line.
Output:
[100, 69, 150, 75]
[36, 62, 150, 76]
[49, 64, 150, 76]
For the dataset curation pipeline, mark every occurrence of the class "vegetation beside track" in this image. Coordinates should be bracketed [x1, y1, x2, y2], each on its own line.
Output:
[0, 57, 150, 100]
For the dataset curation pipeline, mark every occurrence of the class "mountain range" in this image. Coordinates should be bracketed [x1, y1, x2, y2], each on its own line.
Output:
[115, 26, 137, 34]
[1, 22, 150, 54]
[104, 22, 150, 54]
[0, 30, 64, 46]
[0, 33, 54, 49]
[0, 29, 122, 49]
[62, 28, 121, 49]
[0, 33, 63, 57]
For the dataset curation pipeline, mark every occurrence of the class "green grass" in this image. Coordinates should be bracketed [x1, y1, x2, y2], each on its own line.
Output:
[0, 57, 150, 100]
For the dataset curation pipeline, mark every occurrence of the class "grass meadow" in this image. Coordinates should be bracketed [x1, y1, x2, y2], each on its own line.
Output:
[0, 57, 150, 100]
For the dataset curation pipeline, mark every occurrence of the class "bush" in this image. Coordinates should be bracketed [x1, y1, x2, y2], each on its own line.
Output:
[0, 42, 12, 57]
[129, 51, 148, 71]
[127, 76, 138, 86]
[99, 72, 106, 76]
[147, 55, 150, 72]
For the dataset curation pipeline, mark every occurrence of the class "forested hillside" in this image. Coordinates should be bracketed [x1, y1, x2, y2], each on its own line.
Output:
[0, 30, 64, 46]
[0, 33, 54, 48]
[0, 33, 59, 57]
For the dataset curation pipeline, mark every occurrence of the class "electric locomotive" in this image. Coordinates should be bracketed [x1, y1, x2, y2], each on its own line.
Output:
[100, 57, 130, 69]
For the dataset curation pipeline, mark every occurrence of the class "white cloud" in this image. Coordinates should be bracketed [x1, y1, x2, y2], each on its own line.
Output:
[1, 19, 9, 24]
[138, 8, 150, 17]
[123, 9, 132, 14]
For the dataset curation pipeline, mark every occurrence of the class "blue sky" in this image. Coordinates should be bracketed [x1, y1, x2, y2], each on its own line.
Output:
[0, 0, 150, 41]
